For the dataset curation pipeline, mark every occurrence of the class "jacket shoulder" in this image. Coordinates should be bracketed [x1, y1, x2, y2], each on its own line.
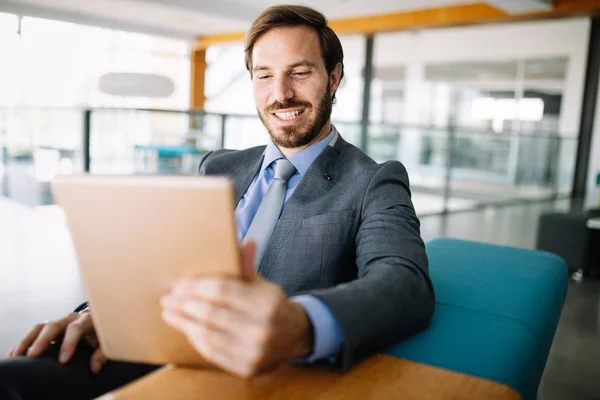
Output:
[198, 146, 265, 175]
[337, 139, 408, 180]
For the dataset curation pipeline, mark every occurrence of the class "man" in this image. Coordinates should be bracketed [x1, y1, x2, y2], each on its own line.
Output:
[1, 5, 434, 399]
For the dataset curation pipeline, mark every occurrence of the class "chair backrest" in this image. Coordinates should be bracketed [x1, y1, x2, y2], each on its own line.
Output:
[385, 238, 568, 400]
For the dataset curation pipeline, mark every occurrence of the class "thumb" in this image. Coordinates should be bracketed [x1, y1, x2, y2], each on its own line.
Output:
[240, 240, 257, 281]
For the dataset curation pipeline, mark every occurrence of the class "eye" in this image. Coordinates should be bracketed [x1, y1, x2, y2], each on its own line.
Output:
[292, 71, 310, 77]
[256, 74, 272, 80]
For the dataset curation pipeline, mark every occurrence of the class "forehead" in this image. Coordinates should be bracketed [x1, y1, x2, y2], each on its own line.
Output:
[252, 26, 325, 69]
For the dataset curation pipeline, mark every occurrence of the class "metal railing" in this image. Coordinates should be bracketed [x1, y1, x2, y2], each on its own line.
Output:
[0, 106, 578, 215]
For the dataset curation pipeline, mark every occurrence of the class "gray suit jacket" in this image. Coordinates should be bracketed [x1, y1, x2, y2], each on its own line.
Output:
[198, 132, 435, 370]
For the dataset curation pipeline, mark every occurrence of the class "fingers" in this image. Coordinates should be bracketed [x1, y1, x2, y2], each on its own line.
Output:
[89, 347, 107, 375]
[27, 313, 78, 357]
[8, 323, 46, 357]
[161, 296, 254, 336]
[7, 313, 101, 369]
[171, 278, 263, 315]
[58, 313, 94, 364]
[162, 310, 257, 378]
[240, 240, 257, 282]
[84, 334, 99, 349]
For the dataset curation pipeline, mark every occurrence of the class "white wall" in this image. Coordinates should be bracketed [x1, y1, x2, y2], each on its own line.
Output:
[374, 17, 591, 137]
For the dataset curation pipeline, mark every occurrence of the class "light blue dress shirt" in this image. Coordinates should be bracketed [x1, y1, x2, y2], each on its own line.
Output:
[234, 128, 344, 362]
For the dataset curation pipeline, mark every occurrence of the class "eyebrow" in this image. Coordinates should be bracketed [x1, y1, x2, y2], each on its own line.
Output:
[252, 60, 317, 72]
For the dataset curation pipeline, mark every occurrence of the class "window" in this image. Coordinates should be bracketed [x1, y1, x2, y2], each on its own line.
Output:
[0, 12, 20, 106]
[19, 17, 190, 109]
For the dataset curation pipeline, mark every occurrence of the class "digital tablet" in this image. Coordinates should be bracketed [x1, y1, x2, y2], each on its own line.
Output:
[52, 175, 240, 367]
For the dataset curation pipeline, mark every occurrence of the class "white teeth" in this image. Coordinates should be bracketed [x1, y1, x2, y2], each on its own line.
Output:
[275, 110, 301, 121]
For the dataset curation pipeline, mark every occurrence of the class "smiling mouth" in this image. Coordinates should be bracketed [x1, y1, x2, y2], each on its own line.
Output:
[272, 109, 305, 121]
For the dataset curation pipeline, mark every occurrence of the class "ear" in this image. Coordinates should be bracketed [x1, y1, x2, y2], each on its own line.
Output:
[329, 63, 342, 96]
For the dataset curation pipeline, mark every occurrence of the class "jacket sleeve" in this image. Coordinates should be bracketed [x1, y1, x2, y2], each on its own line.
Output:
[306, 161, 435, 370]
[197, 151, 214, 176]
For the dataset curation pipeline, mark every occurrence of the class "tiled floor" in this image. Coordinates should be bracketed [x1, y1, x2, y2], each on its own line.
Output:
[0, 196, 598, 399]
[0, 198, 86, 353]
[540, 278, 600, 400]
[419, 199, 573, 248]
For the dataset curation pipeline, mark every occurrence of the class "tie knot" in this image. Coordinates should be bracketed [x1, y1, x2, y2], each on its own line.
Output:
[273, 158, 296, 182]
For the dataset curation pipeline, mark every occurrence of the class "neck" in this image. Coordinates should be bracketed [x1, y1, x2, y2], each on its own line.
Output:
[278, 121, 332, 158]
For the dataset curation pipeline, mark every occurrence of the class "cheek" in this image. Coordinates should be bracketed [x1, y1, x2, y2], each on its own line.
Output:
[297, 82, 325, 104]
[253, 85, 270, 109]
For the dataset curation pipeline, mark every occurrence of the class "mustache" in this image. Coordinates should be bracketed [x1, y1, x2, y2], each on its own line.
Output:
[265, 100, 311, 113]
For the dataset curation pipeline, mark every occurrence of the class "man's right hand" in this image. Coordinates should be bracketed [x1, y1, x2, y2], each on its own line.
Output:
[7, 312, 107, 374]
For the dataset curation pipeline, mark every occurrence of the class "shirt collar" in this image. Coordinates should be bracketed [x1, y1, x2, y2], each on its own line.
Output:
[261, 126, 335, 177]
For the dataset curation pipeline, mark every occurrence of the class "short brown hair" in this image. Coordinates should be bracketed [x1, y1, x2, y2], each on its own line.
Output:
[244, 5, 344, 102]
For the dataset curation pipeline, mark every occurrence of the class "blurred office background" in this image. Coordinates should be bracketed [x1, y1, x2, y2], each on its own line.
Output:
[1, 0, 600, 399]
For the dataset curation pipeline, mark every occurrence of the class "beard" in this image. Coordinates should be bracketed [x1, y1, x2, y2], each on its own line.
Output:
[258, 85, 332, 149]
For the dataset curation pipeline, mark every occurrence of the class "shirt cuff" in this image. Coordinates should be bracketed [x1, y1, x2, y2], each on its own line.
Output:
[291, 294, 344, 363]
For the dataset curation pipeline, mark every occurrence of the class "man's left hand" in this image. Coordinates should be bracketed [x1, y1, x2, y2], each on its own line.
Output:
[160, 241, 314, 377]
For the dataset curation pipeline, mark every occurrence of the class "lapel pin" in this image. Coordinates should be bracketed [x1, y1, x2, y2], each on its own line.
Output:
[324, 173, 333, 181]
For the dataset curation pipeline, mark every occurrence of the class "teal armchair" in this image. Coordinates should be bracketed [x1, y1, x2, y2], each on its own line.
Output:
[385, 238, 568, 400]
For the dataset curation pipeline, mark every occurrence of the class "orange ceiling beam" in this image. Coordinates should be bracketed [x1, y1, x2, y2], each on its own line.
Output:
[328, 3, 507, 34]
[509, 0, 600, 22]
[552, 0, 600, 14]
[194, 3, 507, 49]
[195, 32, 246, 49]
[189, 48, 206, 110]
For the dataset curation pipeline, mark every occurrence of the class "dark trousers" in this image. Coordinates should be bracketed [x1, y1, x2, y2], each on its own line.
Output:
[0, 341, 159, 399]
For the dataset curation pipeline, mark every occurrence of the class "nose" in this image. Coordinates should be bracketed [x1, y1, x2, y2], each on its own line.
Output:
[272, 75, 294, 103]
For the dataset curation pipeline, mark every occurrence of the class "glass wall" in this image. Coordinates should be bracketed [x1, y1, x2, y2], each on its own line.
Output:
[0, 13, 192, 206]
[90, 109, 211, 175]
[371, 18, 589, 213]
[204, 42, 254, 115]
[0, 12, 21, 200]
[0, 12, 590, 215]
[331, 35, 365, 123]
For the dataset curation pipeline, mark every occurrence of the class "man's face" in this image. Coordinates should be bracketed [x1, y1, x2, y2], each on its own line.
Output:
[251, 26, 341, 149]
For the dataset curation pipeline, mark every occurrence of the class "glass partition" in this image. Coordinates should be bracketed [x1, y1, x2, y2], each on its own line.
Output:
[89, 109, 209, 176]
[0, 107, 83, 206]
[0, 107, 578, 216]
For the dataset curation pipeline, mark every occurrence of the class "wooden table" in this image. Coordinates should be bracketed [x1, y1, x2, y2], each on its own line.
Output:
[99, 354, 521, 400]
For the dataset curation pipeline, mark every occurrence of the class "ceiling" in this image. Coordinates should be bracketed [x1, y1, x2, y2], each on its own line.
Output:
[0, 0, 554, 40]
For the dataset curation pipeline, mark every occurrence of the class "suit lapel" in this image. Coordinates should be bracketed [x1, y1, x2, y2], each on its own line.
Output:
[258, 132, 347, 276]
[208, 147, 264, 205]
[232, 154, 264, 205]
